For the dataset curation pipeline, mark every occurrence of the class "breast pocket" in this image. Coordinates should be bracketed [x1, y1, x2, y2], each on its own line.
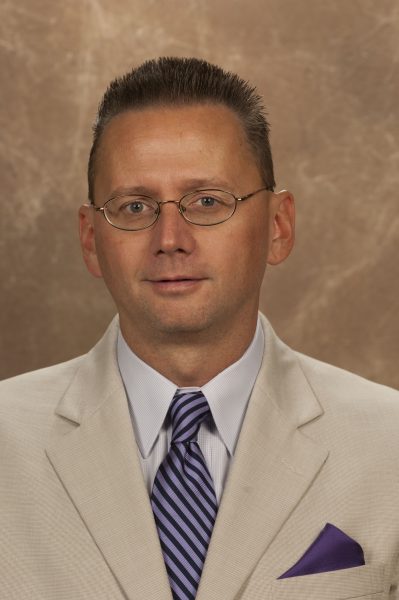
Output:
[270, 563, 386, 600]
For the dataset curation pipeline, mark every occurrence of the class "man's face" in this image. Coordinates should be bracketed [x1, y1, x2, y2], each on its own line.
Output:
[80, 104, 294, 345]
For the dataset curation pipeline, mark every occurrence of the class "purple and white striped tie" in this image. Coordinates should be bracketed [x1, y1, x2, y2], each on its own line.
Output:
[151, 390, 218, 600]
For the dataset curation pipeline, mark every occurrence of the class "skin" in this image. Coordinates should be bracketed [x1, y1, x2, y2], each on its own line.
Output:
[79, 103, 295, 386]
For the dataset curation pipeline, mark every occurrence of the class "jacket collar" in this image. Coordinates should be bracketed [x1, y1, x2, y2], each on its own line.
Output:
[196, 314, 328, 600]
[47, 316, 173, 600]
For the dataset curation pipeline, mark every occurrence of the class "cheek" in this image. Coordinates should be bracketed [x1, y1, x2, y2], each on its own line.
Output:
[94, 230, 141, 285]
[215, 221, 269, 287]
[240, 216, 270, 263]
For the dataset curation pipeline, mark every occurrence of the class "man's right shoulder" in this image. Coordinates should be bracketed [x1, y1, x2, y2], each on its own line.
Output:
[0, 355, 85, 417]
[0, 316, 120, 418]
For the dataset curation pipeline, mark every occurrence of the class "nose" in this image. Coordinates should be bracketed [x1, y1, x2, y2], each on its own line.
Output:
[150, 200, 196, 255]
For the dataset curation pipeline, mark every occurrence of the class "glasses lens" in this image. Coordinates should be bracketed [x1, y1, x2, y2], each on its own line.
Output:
[181, 190, 236, 225]
[104, 196, 158, 230]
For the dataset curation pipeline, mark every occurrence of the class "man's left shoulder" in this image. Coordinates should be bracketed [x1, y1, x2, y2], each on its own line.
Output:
[292, 353, 399, 483]
[296, 350, 399, 418]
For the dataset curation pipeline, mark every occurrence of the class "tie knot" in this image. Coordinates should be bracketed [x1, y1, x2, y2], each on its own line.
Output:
[169, 390, 211, 443]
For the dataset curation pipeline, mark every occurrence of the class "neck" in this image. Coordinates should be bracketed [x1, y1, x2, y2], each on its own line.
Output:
[119, 316, 258, 387]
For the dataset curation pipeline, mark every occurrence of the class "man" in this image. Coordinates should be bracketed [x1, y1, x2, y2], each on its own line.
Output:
[1, 57, 398, 600]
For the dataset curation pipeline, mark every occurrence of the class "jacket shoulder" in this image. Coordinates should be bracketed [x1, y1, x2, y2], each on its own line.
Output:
[296, 350, 399, 415]
[0, 356, 84, 421]
[0, 317, 120, 414]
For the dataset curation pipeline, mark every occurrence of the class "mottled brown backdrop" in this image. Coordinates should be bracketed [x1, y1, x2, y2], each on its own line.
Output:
[1, 0, 398, 387]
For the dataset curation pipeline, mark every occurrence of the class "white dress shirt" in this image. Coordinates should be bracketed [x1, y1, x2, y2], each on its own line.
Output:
[117, 317, 264, 504]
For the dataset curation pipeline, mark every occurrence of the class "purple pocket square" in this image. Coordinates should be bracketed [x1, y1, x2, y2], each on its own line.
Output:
[278, 523, 365, 579]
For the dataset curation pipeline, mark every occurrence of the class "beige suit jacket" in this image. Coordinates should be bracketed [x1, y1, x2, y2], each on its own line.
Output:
[1, 314, 399, 600]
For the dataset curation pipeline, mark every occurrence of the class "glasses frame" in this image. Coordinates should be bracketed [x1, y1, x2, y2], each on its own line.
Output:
[90, 186, 273, 231]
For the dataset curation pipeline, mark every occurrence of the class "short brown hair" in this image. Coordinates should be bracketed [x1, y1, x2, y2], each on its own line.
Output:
[88, 57, 275, 202]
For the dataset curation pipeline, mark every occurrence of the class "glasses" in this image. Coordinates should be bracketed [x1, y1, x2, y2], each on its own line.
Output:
[91, 186, 272, 231]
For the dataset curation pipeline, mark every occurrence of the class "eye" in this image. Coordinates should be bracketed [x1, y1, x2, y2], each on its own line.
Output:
[125, 201, 145, 214]
[117, 197, 156, 215]
[198, 195, 217, 207]
[180, 190, 234, 218]
[188, 193, 224, 209]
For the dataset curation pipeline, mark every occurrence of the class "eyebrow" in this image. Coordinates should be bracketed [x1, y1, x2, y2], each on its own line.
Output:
[108, 178, 234, 199]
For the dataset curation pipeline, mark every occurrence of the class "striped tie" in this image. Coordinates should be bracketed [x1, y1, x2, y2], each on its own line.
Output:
[151, 390, 218, 600]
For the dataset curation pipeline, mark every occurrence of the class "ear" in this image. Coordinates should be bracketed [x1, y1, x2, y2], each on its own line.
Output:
[78, 204, 103, 278]
[267, 190, 295, 265]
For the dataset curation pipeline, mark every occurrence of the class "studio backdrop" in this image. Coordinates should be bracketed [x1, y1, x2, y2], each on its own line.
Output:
[1, 0, 398, 387]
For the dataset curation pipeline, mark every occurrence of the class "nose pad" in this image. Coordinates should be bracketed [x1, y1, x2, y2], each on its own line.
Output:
[153, 200, 194, 254]
[156, 200, 187, 228]
[159, 200, 184, 216]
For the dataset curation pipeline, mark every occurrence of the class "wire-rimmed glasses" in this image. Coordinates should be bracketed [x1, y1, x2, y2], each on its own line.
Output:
[90, 186, 272, 231]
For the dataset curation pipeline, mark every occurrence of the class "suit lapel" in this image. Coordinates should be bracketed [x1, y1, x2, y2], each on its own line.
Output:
[46, 319, 172, 600]
[197, 316, 329, 600]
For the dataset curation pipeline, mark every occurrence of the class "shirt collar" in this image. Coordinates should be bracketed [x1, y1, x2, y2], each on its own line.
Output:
[202, 318, 264, 454]
[117, 316, 264, 457]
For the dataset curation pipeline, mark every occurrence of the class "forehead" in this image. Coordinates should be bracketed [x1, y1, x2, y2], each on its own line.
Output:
[100, 103, 250, 153]
[94, 104, 261, 198]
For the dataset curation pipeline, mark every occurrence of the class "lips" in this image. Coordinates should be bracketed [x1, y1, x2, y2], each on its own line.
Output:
[148, 275, 204, 283]
[145, 275, 207, 293]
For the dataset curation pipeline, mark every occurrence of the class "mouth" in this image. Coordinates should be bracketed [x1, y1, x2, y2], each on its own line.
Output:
[146, 276, 207, 293]
[152, 276, 202, 282]
[147, 273, 206, 282]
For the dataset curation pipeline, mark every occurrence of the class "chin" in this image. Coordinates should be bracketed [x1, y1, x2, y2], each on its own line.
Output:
[143, 306, 219, 337]
[152, 317, 210, 335]
[120, 297, 228, 339]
